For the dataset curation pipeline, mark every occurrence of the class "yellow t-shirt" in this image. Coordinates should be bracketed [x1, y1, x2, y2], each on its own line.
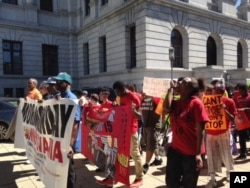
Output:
[27, 88, 42, 100]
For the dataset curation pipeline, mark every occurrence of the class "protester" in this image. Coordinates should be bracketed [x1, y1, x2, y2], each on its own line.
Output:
[90, 88, 114, 173]
[163, 77, 209, 188]
[53, 72, 81, 188]
[234, 83, 250, 160]
[46, 77, 58, 98]
[140, 94, 162, 174]
[75, 90, 89, 107]
[97, 81, 143, 187]
[100, 87, 113, 109]
[126, 84, 143, 155]
[205, 80, 236, 188]
[26, 78, 43, 100]
[39, 80, 49, 100]
[24, 78, 43, 164]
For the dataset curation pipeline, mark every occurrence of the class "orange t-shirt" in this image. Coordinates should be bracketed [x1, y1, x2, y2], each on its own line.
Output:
[27, 88, 42, 100]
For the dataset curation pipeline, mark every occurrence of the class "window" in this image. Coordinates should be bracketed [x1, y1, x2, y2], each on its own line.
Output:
[4, 88, 13, 97]
[85, 0, 90, 16]
[126, 25, 136, 69]
[101, 0, 108, 6]
[42, 44, 58, 76]
[83, 43, 89, 75]
[40, 0, 53, 12]
[129, 25, 136, 68]
[16, 88, 24, 97]
[171, 29, 183, 67]
[206, 36, 217, 66]
[2, 0, 17, 5]
[99, 36, 107, 73]
[237, 42, 243, 69]
[3, 40, 23, 75]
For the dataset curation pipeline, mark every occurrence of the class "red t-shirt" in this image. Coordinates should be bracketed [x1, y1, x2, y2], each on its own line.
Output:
[235, 93, 250, 108]
[234, 93, 250, 119]
[170, 96, 209, 155]
[120, 91, 140, 133]
[101, 100, 113, 109]
[206, 97, 237, 135]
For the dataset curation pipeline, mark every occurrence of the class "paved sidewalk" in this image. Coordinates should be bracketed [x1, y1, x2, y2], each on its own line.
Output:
[0, 141, 250, 188]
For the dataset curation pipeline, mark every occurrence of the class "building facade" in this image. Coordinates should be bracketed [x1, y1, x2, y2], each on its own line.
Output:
[0, 0, 249, 97]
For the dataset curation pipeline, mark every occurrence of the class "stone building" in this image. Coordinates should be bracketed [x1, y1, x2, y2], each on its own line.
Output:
[0, 0, 249, 97]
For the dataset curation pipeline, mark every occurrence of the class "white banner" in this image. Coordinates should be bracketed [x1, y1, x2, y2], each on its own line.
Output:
[142, 77, 170, 98]
[16, 98, 76, 188]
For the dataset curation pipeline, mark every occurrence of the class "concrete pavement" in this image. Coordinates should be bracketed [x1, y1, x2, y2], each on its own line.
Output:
[0, 141, 250, 188]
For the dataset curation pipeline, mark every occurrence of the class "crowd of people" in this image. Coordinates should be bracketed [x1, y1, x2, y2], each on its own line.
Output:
[23, 73, 250, 188]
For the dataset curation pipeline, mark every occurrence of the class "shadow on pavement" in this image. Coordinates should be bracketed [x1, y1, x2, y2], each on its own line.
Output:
[151, 165, 166, 176]
[0, 158, 38, 188]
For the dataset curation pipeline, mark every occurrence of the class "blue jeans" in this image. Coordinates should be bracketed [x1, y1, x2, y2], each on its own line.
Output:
[166, 147, 199, 188]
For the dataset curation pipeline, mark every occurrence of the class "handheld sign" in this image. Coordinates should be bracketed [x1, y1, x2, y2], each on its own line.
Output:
[202, 95, 227, 130]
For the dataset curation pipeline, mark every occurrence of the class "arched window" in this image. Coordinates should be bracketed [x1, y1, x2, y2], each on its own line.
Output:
[237, 42, 243, 68]
[207, 36, 217, 66]
[171, 29, 183, 67]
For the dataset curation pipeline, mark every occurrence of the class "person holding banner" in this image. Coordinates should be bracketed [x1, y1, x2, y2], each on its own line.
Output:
[53, 72, 81, 188]
[25, 78, 43, 164]
[204, 81, 236, 188]
[97, 81, 144, 188]
[164, 77, 209, 188]
[234, 83, 250, 160]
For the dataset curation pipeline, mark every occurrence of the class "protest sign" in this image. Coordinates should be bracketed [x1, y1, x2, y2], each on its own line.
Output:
[17, 98, 76, 188]
[81, 105, 132, 186]
[142, 77, 170, 98]
[202, 95, 227, 130]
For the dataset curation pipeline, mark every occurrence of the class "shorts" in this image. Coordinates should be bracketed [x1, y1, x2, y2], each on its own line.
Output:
[141, 127, 158, 151]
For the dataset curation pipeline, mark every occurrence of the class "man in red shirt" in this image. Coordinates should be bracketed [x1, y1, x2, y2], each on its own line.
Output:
[97, 81, 143, 188]
[234, 83, 250, 160]
[164, 77, 209, 188]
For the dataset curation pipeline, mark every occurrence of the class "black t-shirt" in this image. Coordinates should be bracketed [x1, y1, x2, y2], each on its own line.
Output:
[140, 96, 160, 127]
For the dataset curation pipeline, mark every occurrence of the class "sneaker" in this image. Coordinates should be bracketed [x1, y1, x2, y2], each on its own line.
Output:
[205, 179, 217, 188]
[142, 163, 149, 174]
[96, 177, 114, 186]
[130, 178, 143, 188]
[150, 158, 163, 166]
[25, 159, 31, 164]
[234, 154, 246, 160]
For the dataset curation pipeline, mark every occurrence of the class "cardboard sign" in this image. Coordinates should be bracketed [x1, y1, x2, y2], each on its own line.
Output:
[143, 77, 170, 98]
[202, 95, 227, 130]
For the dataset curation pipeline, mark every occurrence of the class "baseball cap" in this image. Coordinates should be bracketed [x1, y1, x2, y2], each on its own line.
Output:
[82, 90, 88, 95]
[214, 83, 225, 91]
[53, 72, 72, 84]
[46, 77, 56, 85]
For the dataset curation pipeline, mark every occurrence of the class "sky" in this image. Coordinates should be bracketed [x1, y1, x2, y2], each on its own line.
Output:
[236, 0, 241, 7]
